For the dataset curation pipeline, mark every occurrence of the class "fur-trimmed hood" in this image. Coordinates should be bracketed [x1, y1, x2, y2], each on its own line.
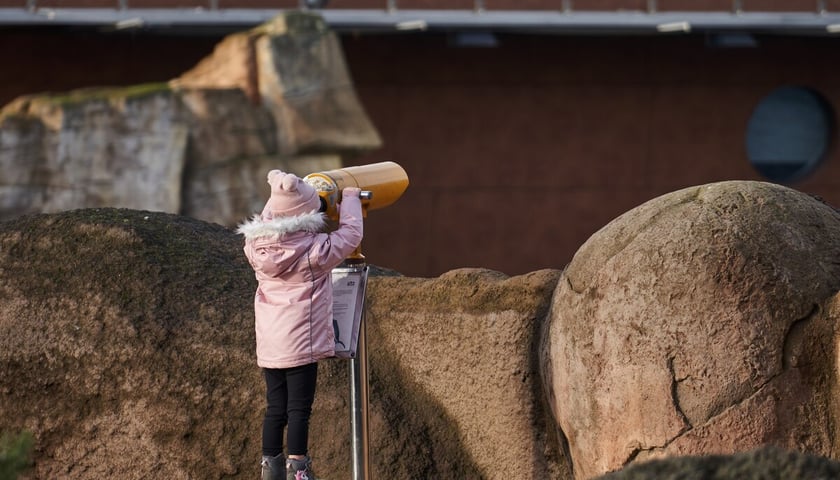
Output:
[236, 211, 327, 240]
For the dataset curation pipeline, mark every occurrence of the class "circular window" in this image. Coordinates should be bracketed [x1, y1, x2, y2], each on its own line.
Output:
[745, 86, 834, 183]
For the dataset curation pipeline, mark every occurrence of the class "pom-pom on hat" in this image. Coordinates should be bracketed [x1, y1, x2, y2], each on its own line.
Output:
[264, 170, 321, 218]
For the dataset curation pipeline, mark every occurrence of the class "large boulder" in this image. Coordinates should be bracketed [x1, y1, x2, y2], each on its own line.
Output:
[0, 208, 564, 479]
[0, 87, 189, 218]
[0, 209, 260, 479]
[0, 11, 380, 227]
[173, 13, 381, 155]
[364, 268, 568, 479]
[542, 180, 840, 479]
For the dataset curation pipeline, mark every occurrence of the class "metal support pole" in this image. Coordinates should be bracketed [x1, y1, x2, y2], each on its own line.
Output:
[338, 257, 369, 480]
[350, 310, 370, 480]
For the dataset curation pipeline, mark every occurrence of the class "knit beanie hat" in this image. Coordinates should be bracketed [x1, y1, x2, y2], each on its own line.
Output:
[264, 170, 321, 217]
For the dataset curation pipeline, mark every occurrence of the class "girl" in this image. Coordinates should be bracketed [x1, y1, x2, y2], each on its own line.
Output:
[237, 170, 363, 480]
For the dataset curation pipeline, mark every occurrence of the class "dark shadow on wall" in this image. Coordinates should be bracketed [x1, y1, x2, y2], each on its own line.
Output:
[365, 346, 484, 479]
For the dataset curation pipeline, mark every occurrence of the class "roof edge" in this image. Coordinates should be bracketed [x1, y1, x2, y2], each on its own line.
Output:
[3, 8, 840, 35]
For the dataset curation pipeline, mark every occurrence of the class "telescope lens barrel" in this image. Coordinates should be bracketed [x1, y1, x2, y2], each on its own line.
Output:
[304, 161, 408, 220]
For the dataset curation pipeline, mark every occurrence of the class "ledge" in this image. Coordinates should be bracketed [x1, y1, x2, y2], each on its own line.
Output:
[2, 7, 840, 36]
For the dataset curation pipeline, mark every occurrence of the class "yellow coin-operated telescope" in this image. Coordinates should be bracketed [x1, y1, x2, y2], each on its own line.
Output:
[304, 161, 409, 263]
[304, 161, 409, 480]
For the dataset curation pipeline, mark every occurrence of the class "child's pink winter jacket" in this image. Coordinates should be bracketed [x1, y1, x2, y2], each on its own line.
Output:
[237, 193, 363, 369]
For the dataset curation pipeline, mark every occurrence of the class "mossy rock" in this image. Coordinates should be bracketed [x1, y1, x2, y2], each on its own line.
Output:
[597, 446, 840, 480]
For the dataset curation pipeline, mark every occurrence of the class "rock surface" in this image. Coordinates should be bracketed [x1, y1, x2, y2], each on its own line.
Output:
[0, 12, 380, 227]
[0, 208, 564, 479]
[0, 209, 260, 479]
[5, 179, 840, 479]
[542, 180, 840, 479]
[364, 268, 568, 479]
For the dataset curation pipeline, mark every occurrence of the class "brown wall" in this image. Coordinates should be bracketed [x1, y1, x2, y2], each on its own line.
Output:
[3, 28, 840, 277]
[0, 29, 220, 102]
[340, 33, 840, 276]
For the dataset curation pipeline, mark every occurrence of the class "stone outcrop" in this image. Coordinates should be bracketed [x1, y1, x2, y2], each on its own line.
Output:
[0, 208, 565, 479]
[0, 209, 261, 479]
[0, 11, 380, 227]
[364, 268, 568, 479]
[171, 12, 379, 156]
[5, 180, 840, 479]
[542, 180, 840, 479]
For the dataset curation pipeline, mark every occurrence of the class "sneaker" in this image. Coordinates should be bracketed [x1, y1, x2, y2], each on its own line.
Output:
[286, 456, 317, 480]
[261, 453, 286, 480]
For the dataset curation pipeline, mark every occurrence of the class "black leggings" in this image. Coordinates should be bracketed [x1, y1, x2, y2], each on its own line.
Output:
[262, 362, 318, 457]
